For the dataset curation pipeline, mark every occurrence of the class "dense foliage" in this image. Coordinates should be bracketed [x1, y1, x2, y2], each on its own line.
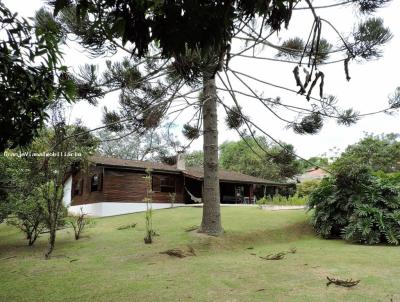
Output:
[333, 133, 400, 173]
[97, 127, 179, 161]
[185, 151, 204, 168]
[0, 117, 97, 250]
[220, 136, 300, 181]
[309, 165, 400, 245]
[0, 4, 73, 152]
[297, 179, 321, 197]
[7, 188, 48, 246]
[373, 171, 400, 186]
[51, 0, 298, 59]
[257, 194, 307, 206]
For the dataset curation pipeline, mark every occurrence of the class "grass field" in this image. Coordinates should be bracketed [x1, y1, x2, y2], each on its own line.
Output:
[1, 207, 399, 302]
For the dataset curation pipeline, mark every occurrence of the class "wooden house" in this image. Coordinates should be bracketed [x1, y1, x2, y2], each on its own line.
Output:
[63, 155, 287, 216]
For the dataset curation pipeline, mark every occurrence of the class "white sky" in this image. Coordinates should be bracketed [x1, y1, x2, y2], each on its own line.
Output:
[4, 0, 399, 159]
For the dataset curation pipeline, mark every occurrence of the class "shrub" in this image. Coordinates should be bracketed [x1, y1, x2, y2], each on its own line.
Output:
[308, 165, 400, 245]
[257, 194, 307, 206]
[7, 189, 47, 246]
[297, 179, 321, 197]
[373, 171, 400, 187]
[67, 208, 93, 240]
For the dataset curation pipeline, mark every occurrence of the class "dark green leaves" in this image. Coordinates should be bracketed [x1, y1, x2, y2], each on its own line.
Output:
[182, 124, 201, 140]
[225, 106, 245, 130]
[50, 0, 73, 16]
[351, 17, 392, 60]
[50, 0, 297, 60]
[292, 112, 323, 135]
[0, 3, 72, 152]
[336, 109, 360, 126]
[309, 165, 400, 245]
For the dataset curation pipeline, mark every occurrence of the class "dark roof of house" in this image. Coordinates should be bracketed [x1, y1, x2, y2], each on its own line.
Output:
[183, 167, 285, 185]
[88, 156, 180, 173]
[88, 156, 286, 185]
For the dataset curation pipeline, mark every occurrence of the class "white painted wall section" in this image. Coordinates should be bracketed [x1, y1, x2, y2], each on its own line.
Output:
[62, 176, 72, 207]
[68, 202, 184, 217]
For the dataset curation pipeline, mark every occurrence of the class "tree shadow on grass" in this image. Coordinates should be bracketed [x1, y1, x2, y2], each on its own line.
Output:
[190, 220, 316, 253]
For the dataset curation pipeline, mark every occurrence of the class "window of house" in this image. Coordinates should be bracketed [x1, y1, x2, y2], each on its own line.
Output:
[91, 174, 99, 192]
[152, 175, 175, 193]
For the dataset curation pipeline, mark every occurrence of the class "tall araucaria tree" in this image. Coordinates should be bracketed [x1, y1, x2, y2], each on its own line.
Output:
[50, 0, 398, 236]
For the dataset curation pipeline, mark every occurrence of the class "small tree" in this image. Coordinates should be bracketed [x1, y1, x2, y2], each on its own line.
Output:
[39, 104, 97, 258]
[7, 189, 47, 246]
[143, 168, 154, 244]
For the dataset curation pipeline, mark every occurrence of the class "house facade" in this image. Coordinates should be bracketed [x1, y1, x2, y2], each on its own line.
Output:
[64, 155, 288, 217]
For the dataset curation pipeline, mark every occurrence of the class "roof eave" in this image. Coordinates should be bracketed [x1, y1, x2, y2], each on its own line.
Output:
[93, 163, 181, 174]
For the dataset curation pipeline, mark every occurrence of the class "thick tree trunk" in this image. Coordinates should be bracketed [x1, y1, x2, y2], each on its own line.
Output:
[199, 75, 223, 236]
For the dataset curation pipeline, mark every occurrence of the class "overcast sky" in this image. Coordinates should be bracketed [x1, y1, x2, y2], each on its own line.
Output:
[4, 0, 399, 159]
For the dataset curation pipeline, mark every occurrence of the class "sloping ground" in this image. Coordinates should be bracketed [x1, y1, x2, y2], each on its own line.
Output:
[0, 208, 399, 302]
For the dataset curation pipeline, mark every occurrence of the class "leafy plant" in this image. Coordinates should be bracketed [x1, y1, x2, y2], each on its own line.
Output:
[308, 165, 400, 245]
[297, 180, 321, 197]
[7, 189, 47, 246]
[0, 4, 73, 152]
[374, 171, 400, 187]
[257, 194, 307, 206]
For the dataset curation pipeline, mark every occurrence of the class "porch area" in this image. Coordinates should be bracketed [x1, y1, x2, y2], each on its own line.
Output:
[183, 175, 286, 204]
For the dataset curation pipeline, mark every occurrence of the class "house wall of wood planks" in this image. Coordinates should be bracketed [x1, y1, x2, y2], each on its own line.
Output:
[71, 166, 184, 206]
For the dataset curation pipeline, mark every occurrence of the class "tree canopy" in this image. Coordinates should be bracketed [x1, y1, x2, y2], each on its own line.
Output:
[333, 133, 400, 173]
[220, 136, 300, 180]
[0, 4, 75, 152]
[96, 127, 179, 161]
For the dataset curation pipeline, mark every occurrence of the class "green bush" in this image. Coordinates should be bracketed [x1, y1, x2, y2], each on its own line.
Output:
[308, 165, 400, 245]
[257, 194, 307, 206]
[297, 179, 321, 197]
[373, 171, 400, 187]
[7, 189, 47, 246]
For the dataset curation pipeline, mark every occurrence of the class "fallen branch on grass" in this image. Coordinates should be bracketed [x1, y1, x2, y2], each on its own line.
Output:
[117, 223, 137, 230]
[260, 252, 286, 260]
[259, 247, 297, 260]
[326, 277, 360, 287]
[160, 246, 197, 258]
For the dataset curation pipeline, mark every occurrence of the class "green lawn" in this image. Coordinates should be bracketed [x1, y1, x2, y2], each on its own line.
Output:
[1, 207, 399, 302]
